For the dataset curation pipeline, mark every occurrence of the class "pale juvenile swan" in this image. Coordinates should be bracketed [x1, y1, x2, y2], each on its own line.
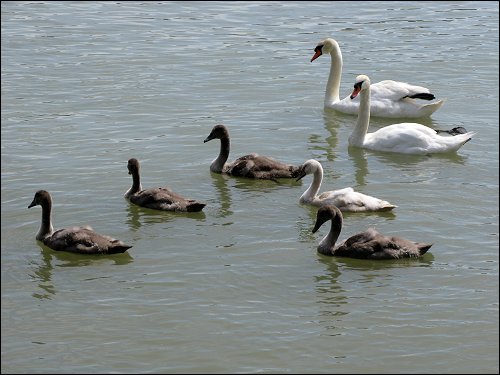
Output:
[296, 159, 396, 212]
[349, 75, 475, 154]
[311, 38, 444, 118]
[124, 158, 206, 212]
[312, 205, 433, 259]
[203, 124, 301, 180]
[28, 190, 132, 254]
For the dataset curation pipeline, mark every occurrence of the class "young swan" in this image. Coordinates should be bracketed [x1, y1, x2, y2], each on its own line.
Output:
[348, 74, 475, 154]
[124, 158, 206, 212]
[296, 159, 396, 212]
[28, 190, 132, 254]
[312, 205, 432, 259]
[311, 37, 444, 118]
[203, 124, 301, 180]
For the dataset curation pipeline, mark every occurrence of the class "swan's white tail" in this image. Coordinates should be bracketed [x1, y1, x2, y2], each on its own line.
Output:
[420, 99, 445, 117]
[452, 132, 475, 150]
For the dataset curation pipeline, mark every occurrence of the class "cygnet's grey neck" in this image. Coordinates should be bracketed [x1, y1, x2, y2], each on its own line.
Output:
[37, 199, 54, 240]
[211, 136, 230, 173]
[318, 213, 342, 256]
[126, 170, 143, 197]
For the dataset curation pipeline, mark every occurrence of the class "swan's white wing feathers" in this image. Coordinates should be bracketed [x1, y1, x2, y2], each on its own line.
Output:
[371, 80, 431, 101]
[317, 187, 354, 200]
[364, 123, 474, 154]
[333, 92, 443, 118]
[317, 187, 396, 212]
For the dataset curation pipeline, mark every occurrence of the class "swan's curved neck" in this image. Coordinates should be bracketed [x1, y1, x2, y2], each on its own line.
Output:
[125, 170, 143, 198]
[318, 214, 342, 256]
[37, 199, 54, 240]
[211, 136, 230, 173]
[325, 46, 343, 105]
[349, 87, 370, 147]
[300, 164, 323, 203]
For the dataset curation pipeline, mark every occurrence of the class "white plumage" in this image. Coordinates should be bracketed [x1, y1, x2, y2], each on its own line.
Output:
[348, 75, 475, 154]
[296, 159, 396, 212]
[311, 38, 444, 118]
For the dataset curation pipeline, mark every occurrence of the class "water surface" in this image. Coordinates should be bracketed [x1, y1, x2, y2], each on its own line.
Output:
[1, 1, 498, 373]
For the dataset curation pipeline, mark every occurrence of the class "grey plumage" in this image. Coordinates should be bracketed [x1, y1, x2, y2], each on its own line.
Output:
[312, 205, 432, 259]
[124, 158, 206, 212]
[203, 124, 301, 180]
[28, 190, 132, 254]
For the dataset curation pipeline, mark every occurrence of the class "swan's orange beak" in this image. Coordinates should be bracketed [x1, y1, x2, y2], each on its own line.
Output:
[310, 50, 321, 62]
[350, 87, 361, 99]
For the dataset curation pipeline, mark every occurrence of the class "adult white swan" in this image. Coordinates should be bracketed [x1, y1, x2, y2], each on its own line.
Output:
[311, 38, 444, 118]
[348, 75, 475, 154]
[296, 159, 396, 212]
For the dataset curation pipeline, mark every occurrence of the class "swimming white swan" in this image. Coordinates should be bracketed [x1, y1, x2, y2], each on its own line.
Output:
[28, 190, 132, 254]
[203, 124, 301, 180]
[312, 205, 433, 259]
[296, 159, 396, 212]
[311, 38, 444, 118]
[125, 158, 206, 212]
[349, 75, 475, 154]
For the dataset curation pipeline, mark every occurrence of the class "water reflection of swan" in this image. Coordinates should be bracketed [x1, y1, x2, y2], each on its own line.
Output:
[312, 249, 434, 336]
[231, 174, 302, 192]
[29, 243, 133, 300]
[366, 148, 467, 167]
[347, 147, 369, 187]
[331, 252, 435, 270]
[315, 263, 348, 308]
[30, 247, 55, 300]
[209, 172, 233, 218]
[313, 256, 349, 336]
[347, 135, 467, 189]
[125, 201, 205, 231]
[309, 112, 342, 163]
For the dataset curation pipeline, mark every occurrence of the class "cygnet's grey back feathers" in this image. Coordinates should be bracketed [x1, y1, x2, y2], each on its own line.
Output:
[313, 205, 432, 260]
[204, 124, 300, 180]
[125, 158, 206, 212]
[48, 227, 132, 254]
[28, 190, 132, 255]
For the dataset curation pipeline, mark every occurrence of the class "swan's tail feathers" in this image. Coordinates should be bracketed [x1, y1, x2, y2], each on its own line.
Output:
[186, 202, 206, 212]
[419, 99, 445, 117]
[108, 244, 133, 254]
[379, 203, 397, 212]
[436, 126, 468, 136]
[458, 132, 475, 145]
[408, 93, 436, 100]
[463, 132, 475, 145]
[417, 243, 433, 256]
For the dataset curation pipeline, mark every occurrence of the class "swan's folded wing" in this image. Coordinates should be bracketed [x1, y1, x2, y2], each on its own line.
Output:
[372, 80, 432, 101]
[229, 154, 298, 179]
[318, 188, 395, 212]
[130, 187, 196, 211]
[45, 228, 116, 254]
